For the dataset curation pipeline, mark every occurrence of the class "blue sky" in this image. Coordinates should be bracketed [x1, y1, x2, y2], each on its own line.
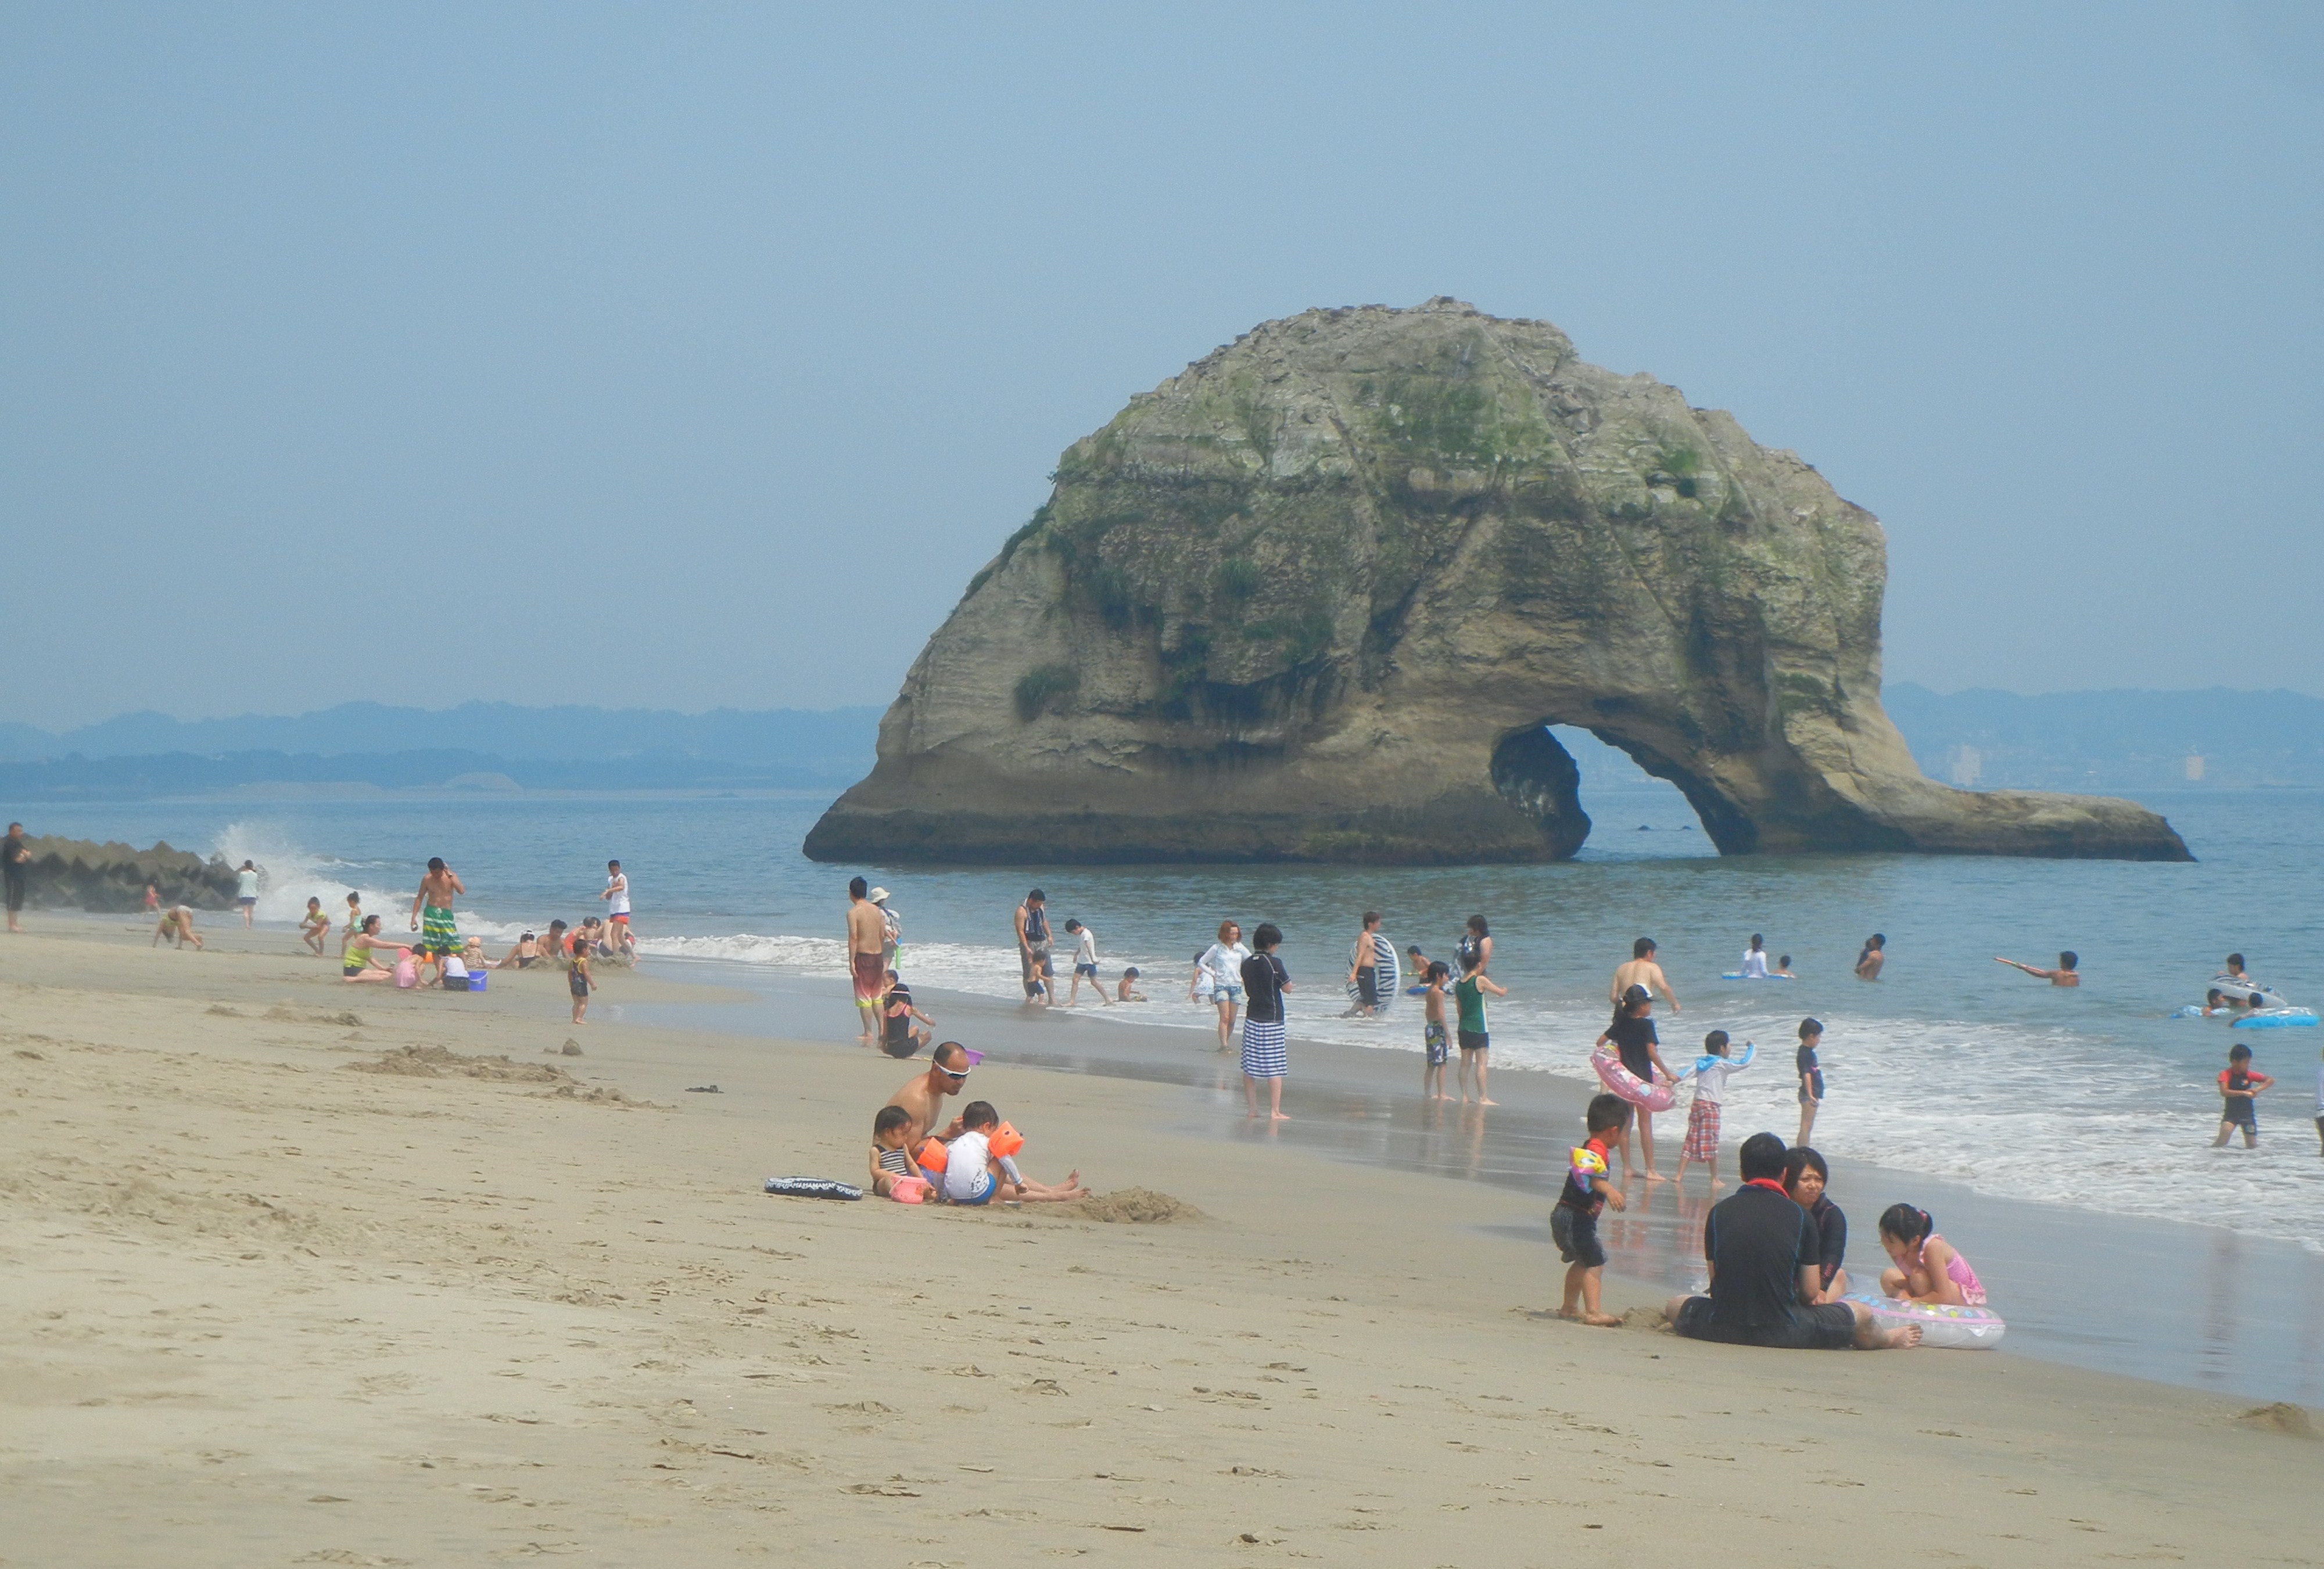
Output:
[3, 3, 2319, 727]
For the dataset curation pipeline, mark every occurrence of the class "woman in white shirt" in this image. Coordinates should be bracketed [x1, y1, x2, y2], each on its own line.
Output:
[1196, 920, 1251, 1054]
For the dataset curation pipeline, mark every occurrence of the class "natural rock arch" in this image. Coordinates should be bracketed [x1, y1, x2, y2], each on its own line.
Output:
[808, 299, 2187, 864]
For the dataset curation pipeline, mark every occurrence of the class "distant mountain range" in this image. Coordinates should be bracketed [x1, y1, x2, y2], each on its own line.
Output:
[0, 703, 883, 798]
[0, 687, 2314, 800]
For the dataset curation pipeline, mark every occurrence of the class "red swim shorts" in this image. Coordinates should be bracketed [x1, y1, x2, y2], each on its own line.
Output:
[852, 950, 885, 1003]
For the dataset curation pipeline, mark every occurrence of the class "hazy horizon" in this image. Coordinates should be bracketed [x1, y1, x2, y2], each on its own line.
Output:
[6, 5, 2322, 730]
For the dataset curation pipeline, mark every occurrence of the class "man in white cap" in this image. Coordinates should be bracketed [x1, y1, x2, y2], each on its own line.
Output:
[870, 887, 900, 970]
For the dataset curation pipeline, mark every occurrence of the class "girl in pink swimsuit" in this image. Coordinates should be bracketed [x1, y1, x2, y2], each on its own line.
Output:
[1874, 1205, 1988, 1306]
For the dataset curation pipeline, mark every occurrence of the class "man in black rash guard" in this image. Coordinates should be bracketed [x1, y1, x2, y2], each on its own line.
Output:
[1665, 1133, 1919, 1351]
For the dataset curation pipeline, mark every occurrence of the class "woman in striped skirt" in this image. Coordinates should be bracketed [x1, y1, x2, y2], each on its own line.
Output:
[1239, 922, 1293, 1121]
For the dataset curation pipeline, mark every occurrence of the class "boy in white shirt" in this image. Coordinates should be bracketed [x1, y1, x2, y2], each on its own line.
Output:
[1673, 1030, 1755, 1189]
[940, 1101, 1088, 1206]
[1061, 918, 1110, 1007]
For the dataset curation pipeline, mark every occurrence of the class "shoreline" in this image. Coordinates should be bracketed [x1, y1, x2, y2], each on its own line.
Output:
[624, 951, 2324, 1408]
[2, 918, 2316, 1564]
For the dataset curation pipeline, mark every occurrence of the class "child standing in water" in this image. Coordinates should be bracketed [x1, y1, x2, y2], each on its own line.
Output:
[2212, 1042, 2272, 1148]
[1454, 950, 1506, 1105]
[1875, 1205, 1988, 1306]
[1596, 987, 1674, 1180]
[1795, 1017, 1826, 1146]
[1419, 960, 1452, 1102]
[1673, 1030, 1753, 1189]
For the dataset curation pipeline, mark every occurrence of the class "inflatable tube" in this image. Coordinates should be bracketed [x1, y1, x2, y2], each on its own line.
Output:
[1719, 972, 1794, 981]
[1844, 1291, 2006, 1349]
[2233, 1008, 2319, 1029]
[2210, 975, 2294, 1010]
[763, 1177, 863, 1201]
[1590, 1047, 1676, 1112]
[1347, 933, 1399, 1010]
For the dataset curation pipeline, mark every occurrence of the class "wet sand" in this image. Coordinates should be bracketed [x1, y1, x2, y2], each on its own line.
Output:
[628, 960, 2324, 1408]
[2, 917, 2317, 1566]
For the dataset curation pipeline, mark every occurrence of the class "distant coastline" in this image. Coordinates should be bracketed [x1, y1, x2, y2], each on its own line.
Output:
[0, 688, 2314, 800]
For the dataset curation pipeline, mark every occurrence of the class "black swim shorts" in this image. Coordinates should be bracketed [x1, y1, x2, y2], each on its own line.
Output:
[2223, 1098, 2258, 1129]
[1355, 968, 1379, 1007]
[1457, 1029, 1489, 1052]
[1673, 1298, 1857, 1350]
[1550, 1205, 1605, 1269]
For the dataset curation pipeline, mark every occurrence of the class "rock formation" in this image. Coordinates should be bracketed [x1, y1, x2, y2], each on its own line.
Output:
[809, 299, 2189, 864]
[13, 836, 242, 911]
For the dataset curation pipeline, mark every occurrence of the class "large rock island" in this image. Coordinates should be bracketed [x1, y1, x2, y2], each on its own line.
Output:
[809, 299, 2189, 864]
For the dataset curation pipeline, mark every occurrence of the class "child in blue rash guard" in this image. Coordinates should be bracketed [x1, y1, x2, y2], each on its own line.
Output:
[1674, 1031, 1755, 1189]
[1554, 1093, 1632, 1326]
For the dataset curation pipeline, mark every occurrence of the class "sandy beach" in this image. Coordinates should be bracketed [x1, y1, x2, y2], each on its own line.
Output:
[4, 920, 2316, 1567]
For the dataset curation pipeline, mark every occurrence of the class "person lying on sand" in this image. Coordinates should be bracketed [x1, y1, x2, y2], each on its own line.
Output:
[939, 1100, 1084, 1207]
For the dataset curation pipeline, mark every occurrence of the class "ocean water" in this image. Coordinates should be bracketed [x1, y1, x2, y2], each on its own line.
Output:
[25, 782, 2324, 1256]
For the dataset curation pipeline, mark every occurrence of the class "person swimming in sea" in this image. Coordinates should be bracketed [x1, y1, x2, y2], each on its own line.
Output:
[1995, 952, 2079, 987]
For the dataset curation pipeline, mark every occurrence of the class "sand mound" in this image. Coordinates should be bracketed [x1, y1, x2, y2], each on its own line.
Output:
[267, 1005, 364, 1026]
[345, 1045, 572, 1083]
[2236, 1402, 2316, 1438]
[1074, 1187, 1201, 1224]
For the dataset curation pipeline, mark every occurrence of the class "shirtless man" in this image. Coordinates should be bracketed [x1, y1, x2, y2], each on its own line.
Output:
[845, 876, 888, 1047]
[883, 1040, 974, 1149]
[1995, 951, 2079, 986]
[1611, 937, 1680, 1013]
[410, 858, 465, 965]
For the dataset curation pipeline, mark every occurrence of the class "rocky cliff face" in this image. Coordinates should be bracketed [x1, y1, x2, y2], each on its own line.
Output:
[809, 299, 2189, 864]
[15, 837, 242, 911]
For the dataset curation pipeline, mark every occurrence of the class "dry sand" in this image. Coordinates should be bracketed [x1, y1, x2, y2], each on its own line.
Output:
[2, 921, 2314, 1567]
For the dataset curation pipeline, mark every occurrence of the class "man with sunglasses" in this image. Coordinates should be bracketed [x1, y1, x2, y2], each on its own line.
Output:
[884, 1040, 975, 1161]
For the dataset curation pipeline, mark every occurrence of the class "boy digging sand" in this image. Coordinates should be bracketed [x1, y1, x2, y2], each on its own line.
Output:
[1554, 1093, 1632, 1326]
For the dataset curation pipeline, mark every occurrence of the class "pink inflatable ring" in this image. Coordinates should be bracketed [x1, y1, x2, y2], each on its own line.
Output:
[1590, 1047, 1676, 1111]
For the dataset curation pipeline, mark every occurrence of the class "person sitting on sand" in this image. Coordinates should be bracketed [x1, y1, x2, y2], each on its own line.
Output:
[887, 1041, 974, 1160]
[153, 905, 203, 950]
[1665, 1133, 1921, 1350]
[496, 932, 543, 969]
[1782, 1146, 1849, 1302]
[868, 1105, 919, 1198]
[1554, 1093, 1631, 1326]
[880, 970, 935, 1058]
[299, 897, 331, 956]
[939, 1100, 1085, 1206]
[1996, 951, 2079, 986]
[342, 915, 404, 981]
[543, 920, 571, 964]
[1115, 966, 1145, 1003]
[1874, 1204, 1987, 1307]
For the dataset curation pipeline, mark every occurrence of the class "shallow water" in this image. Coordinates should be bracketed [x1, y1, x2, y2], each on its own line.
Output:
[31, 782, 2324, 1263]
